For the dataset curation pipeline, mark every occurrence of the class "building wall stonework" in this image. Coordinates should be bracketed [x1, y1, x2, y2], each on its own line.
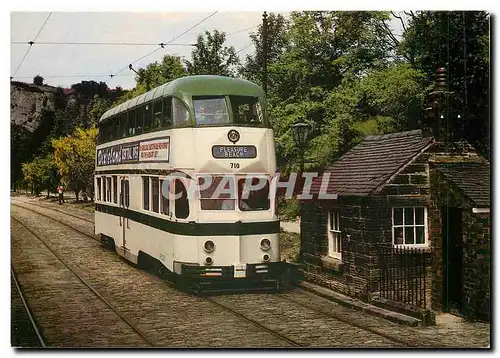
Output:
[300, 141, 489, 319]
[429, 166, 490, 320]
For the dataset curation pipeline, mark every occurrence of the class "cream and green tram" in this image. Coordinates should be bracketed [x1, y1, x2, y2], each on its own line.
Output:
[94, 75, 298, 291]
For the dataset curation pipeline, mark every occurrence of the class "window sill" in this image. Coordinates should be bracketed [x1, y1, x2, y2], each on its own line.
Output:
[320, 255, 342, 271]
[392, 245, 431, 253]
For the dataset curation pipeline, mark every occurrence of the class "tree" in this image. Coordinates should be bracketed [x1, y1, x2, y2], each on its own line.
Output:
[185, 30, 240, 77]
[21, 154, 59, 196]
[398, 11, 490, 157]
[52, 127, 98, 201]
[239, 12, 290, 87]
[136, 55, 187, 90]
[252, 11, 394, 172]
[89, 95, 112, 126]
[33, 75, 44, 86]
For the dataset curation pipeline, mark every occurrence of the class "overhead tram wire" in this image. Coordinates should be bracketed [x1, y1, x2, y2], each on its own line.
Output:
[235, 42, 254, 55]
[11, 12, 53, 79]
[108, 11, 219, 81]
[11, 41, 195, 46]
[13, 74, 135, 80]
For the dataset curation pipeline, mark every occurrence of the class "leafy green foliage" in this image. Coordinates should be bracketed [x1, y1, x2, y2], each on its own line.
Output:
[136, 55, 187, 90]
[399, 11, 490, 157]
[22, 154, 59, 196]
[186, 30, 240, 77]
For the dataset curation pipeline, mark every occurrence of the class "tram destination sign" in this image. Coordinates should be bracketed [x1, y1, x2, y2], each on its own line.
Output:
[212, 145, 257, 159]
[97, 137, 170, 166]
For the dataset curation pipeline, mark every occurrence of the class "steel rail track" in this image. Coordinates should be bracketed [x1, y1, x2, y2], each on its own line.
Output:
[11, 215, 155, 347]
[275, 291, 417, 347]
[202, 296, 303, 347]
[11, 266, 47, 348]
[11, 203, 100, 243]
[11, 199, 94, 223]
[13, 200, 417, 348]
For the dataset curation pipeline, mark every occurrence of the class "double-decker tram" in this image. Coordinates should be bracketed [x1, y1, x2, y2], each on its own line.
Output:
[94, 75, 299, 292]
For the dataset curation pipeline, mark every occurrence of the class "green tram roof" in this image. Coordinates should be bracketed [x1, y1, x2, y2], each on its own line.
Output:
[99, 75, 265, 123]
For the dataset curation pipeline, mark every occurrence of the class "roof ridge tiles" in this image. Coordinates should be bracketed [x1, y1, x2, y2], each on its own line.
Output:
[364, 129, 424, 141]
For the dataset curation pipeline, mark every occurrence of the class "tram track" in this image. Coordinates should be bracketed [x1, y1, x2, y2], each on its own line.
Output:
[11, 215, 155, 347]
[11, 266, 46, 347]
[10, 202, 300, 347]
[11, 202, 100, 244]
[275, 291, 417, 347]
[10, 199, 413, 347]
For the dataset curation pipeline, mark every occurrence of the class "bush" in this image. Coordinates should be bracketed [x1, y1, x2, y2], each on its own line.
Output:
[278, 197, 300, 221]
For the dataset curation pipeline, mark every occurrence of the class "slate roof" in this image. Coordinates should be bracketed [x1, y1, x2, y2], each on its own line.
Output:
[310, 130, 434, 196]
[436, 162, 491, 207]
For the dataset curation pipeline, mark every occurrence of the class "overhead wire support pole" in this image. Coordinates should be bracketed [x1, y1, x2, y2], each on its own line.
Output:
[11, 12, 52, 79]
[262, 11, 268, 96]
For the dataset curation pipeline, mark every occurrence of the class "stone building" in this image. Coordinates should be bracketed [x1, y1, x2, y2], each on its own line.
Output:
[300, 129, 490, 321]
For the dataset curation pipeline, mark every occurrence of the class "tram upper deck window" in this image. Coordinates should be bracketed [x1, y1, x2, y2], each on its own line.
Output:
[128, 110, 136, 136]
[162, 97, 173, 127]
[173, 98, 190, 127]
[136, 105, 144, 134]
[144, 103, 152, 132]
[152, 100, 163, 130]
[238, 177, 270, 211]
[119, 113, 128, 138]
[193, 96, 230, 126]
[230, 96, 265, 126]
[199, 176, 235, 210]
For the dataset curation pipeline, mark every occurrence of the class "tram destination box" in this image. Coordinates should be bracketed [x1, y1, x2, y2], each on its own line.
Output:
[212, 145, 257, 159]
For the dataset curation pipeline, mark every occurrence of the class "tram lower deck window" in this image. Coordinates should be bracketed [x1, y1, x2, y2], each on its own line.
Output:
[96, 178, 101, 201]
[238, 178, 270, 211]
[160, 179, 169, 215]
[142, 176, 150, 210]
[106, 177, 112, 202]
[112, 176, 118, 203]
[102, 176, 107, 202]
[199, 176, 235, 210]
[151, 177, 159, 213]
[175, 179, 189, 219]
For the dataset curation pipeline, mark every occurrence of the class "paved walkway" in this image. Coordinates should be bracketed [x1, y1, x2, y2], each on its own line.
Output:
[280, 220, 300, 234]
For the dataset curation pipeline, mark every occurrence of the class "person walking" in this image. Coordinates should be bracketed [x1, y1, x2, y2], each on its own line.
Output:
[57, 184, 65, 205]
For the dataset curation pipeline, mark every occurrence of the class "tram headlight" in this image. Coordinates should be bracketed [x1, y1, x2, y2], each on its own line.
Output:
[204, 257, 213, 266]
[260, 238, 271, 251]
[262, 254, 270, 262]
[204, 240, 215, 253]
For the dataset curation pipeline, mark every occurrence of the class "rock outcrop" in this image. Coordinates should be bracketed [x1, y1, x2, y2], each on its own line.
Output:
[10, 81, 65, 132]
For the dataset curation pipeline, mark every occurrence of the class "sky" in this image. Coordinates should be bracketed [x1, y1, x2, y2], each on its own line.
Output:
[10, 11, 290, 89]
[8, 10, 419, 90]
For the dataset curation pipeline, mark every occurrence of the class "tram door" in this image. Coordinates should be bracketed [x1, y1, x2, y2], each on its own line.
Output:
[119, 176, 130, 251]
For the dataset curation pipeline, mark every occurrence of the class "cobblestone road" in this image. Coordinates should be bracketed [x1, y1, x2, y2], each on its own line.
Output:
[11, 196, 491, 348]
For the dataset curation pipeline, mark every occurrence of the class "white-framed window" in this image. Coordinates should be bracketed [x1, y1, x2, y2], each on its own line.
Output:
[392, 207, 428, 247]
[106, 177, 112, 202]
[327, 210, 341, 259]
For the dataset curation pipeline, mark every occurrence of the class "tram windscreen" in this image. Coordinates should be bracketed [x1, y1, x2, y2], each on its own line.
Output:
[199, 176, 235, 210]
[193, 96, 230, 125]
[238, 177, 270, 211]
[230, 96, 264, 126]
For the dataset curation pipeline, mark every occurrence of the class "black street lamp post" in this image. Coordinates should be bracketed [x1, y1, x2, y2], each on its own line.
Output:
[291, 121, 312, 174]
[291, 120, 312, 263]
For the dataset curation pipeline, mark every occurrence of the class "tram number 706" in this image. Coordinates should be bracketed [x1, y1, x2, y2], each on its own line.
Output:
[230, 162, 240, 169]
